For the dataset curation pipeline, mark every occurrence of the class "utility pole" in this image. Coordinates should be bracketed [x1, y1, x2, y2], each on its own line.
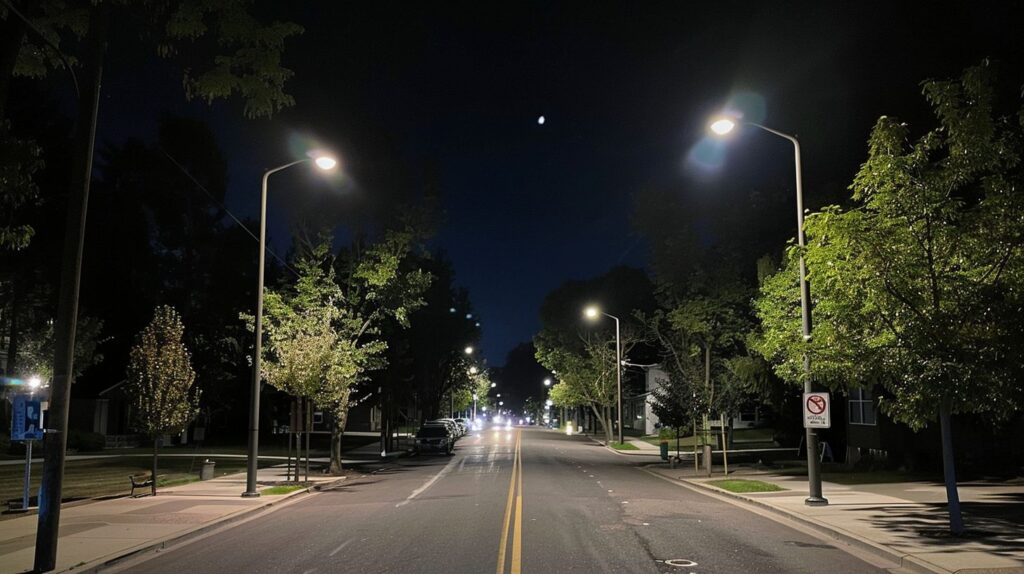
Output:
[35, 7, 108, 570]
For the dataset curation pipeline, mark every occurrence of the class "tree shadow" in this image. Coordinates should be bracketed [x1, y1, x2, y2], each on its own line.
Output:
[863, 492, 1024, 558]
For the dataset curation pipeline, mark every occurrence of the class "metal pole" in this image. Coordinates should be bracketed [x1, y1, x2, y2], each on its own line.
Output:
[789, 133, 827, 506]
[613, 315, 622, 446]
[35, 8, 107, 568]
[744, 123, 826, 506]
[23, 440, 32, 511]
[243, 170, 270, 498]
[792, 137, 826, 506]
[244, 160, 308, 497]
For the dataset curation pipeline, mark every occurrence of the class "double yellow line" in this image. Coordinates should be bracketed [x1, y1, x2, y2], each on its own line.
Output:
[496, 430, 523, 574]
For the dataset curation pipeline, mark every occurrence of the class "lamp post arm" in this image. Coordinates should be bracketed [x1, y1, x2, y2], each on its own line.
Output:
[263, 158, 312, 182]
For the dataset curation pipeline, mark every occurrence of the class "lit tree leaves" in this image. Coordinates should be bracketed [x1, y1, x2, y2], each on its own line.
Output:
[753, 63, 1024, 429]
[126, 306, 200, 437]
[0, 121, 42, 250]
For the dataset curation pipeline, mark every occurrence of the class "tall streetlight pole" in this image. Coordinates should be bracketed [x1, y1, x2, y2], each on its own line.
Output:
[243, 154, 337, 498]
[709, 117, 827, 506]
[583, 306, 623, 445]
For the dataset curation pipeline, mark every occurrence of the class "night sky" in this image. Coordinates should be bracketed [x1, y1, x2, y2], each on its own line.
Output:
[97, 1, 1024, 365]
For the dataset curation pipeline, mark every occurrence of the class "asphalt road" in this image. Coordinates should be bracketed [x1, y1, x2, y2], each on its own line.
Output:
[116, 427, 896, 574]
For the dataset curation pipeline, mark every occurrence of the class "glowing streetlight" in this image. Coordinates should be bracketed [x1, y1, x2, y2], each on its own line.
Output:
[469, 366, 479, 375]
[543, 378, 552, 387]
[709, 117, 736, 135]
[708, 113, 826, 507]
[245, 152, 337, 499]
[464, 346, 474, 355]
[583, 305, 623, 445]
[28, 376, 42, 390]
[314, 155, 338, 170]
[490, 382, 497, 388]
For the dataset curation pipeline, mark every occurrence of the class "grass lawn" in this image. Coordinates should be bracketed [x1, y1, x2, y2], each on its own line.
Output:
[261, 484, 307, 495]
[708, 479, 786, 493]
[610, 442, 639, 450]
[0, 455, 274, 511]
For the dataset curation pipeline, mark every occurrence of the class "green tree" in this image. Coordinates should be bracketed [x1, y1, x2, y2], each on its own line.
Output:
[536, 331, 641, 444]
[256, 226, 430, 474]
[753, 64, 1024, 534]
[126, 305, 199, 496]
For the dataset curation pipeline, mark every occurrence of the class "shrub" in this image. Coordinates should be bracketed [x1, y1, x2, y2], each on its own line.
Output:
[67, 429, 106, 451]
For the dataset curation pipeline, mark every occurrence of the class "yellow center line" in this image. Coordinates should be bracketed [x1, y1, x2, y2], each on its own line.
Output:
[511, 431, 523, 574]
[496, 431, 520, 574]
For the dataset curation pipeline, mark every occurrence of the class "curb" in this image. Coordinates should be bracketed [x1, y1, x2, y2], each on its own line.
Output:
[65, 479, 340, 574]
[642, 468, 949, 574]
[582, 434, 666, 458]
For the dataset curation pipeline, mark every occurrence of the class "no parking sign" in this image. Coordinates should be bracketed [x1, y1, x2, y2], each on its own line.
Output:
[802, 392, 831, 429]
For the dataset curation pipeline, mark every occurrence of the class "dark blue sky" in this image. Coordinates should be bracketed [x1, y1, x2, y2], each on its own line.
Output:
[97, 1, 1024, 365]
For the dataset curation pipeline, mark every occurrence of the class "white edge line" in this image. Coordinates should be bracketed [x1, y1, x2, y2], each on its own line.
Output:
[328, 538, 353, 557]
[396, 455, 459, 507]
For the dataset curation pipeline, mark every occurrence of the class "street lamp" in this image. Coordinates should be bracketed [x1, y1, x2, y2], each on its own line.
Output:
[464, 346, 474, 355]
[543, 378, 552, 387]
[469, 366, 479, 375]
[709, 116, 826, 507]
[244, 153, 338, 498]
[583, 305, 623, 445]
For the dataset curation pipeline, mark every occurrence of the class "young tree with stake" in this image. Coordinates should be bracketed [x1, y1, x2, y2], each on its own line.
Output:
[126, 306, 200, 496]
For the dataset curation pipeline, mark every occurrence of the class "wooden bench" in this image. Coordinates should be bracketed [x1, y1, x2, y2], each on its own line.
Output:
[129, 474, 154, 497]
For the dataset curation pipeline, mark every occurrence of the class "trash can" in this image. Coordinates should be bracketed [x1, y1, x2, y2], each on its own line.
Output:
[200, 459, 216, 481]
[659, 441, 669, 461]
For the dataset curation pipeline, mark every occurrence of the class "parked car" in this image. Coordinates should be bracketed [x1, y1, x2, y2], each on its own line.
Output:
[454, 418, 471, 434]
[415, 425, 453, 454]
[430, 419, 462, 438]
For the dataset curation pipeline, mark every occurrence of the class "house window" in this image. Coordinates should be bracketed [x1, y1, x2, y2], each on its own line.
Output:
[849, 389, 876, 425]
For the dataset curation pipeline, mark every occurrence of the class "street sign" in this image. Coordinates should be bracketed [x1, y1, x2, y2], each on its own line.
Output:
[803, 392, 831, 429]
[11, 395, 44, 441]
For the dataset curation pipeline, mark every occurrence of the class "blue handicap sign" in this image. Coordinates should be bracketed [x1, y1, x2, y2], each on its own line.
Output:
[11, 395, 44, 441]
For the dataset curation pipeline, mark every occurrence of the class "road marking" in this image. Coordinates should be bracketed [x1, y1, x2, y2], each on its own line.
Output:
[396, 453, 459, 507]
[512, 434, 523, 574]
[496, 430, 523, 574]
[329, 538, 353, 557]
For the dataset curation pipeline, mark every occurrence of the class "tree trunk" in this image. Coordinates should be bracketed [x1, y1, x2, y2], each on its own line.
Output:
[304, 399, 310, 481]
[150, 437, 158, 497]
[329, 412, 348, 475]
[590, 404, 611, 444]
[939, 402, 964, 535]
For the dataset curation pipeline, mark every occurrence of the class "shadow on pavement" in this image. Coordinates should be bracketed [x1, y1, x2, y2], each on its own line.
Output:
[863, 493, 1024, 558]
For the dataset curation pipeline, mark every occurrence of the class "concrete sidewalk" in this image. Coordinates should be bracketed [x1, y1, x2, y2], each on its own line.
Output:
[0, 465, 345, 574]
[0, 439, 410, 574]
[646, 465, 1024, 574]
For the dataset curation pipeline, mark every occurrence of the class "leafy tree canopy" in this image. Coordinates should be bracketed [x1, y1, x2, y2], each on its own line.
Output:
[753, 63, 1024, 429]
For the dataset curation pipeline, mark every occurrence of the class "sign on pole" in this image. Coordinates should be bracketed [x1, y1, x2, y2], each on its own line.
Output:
[11, 395, 44, 441]
[802, 392, 831, 429]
